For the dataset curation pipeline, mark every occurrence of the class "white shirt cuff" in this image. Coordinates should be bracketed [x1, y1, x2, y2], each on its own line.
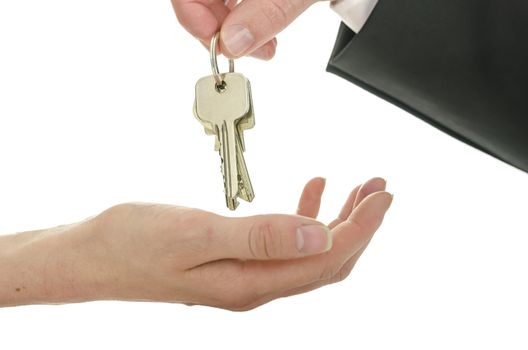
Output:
[330, 0, 379, 33]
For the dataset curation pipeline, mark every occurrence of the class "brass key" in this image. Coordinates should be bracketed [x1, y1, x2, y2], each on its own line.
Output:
[203, 72, 255, 153]
[193, 32, 255, 210]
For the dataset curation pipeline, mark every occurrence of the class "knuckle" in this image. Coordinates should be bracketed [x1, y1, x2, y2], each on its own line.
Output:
[174, 10, 186, 27]
[348, 216, 365, 233]
[223, 290, 256, 311]
[97, 202, 150, 227]
[248, 219, 283, 259]
[164, 209, 216, 260]
[100, 202, 131, 219]
[227, 303, 255, 312]
[176, 209, 209, 232]
[330, 259, 358, 285]
[333, 266, 353, 284]
[319, 263, 341, 281]
[224, 286, 263, 312]
[171, 2, 192, 27]
[260, 0, 314, 30]
[229, 300, 262, 312]
[261, 0, 292, 30]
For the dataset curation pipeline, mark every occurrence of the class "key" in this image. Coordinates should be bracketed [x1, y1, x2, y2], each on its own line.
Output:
[194, 75, 255, 200]
[194, 72, 254, 210]
[234, 82, 255, 200]
[198, 77, 255, 152]
[236, 81, 255, 152]
[193, 31, 256, 210]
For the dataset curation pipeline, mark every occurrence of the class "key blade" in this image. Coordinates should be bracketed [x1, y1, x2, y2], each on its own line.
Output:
[235, 130, 255, 202]
[218, 121, 240, 210]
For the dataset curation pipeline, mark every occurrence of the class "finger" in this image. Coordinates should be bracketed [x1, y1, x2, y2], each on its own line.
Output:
[325, 188, 392, 287]
[209, 214, 333, 261]
[328, 184, 361, 229]
[172, 0, 230, 41]
[249, 38, 278, 60]
[274, 178, 386, 302]
[296, 177, 326, 218]
[220, 0, 318, 58]
[328, 178, 386, 229]
[353, 177, 386, 210]
[187, 192, 392, 310]
[199, 36, 277, 62]
[241, 191, 393, 297]
[198, 35, 276, 63]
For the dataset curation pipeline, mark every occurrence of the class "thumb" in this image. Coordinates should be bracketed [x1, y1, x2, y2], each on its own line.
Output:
[220, 0, 319, 58]
[216, 214, 332, 260]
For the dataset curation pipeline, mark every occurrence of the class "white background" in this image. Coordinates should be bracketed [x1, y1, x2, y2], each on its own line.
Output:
[1, 0, 527, 349]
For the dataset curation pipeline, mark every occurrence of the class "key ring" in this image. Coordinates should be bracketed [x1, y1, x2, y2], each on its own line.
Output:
[210, 32, 234, 89]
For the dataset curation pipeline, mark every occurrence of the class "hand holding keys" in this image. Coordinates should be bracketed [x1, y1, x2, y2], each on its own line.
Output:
[194, 32, 255, 210]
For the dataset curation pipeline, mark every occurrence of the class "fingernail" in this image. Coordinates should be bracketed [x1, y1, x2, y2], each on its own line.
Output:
[223, 25, 254, 56]
[364, 177, 387, 193]
[296, 225, 332, 254]
[383, 193, 394, 213]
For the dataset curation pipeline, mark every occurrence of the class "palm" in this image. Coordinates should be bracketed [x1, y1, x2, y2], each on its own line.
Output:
[186, 177, 390, 310]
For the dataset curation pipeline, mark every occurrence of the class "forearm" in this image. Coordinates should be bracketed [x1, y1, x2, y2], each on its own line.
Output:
[0, 220, 113, 307]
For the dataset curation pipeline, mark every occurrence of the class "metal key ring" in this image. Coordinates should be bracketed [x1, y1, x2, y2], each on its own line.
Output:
[210, 32, 234, 87]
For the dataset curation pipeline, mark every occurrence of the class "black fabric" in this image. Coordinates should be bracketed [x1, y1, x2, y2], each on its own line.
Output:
[327, 0, 528, 173]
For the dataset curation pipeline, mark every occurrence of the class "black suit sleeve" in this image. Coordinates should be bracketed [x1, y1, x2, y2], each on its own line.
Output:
[327, 0, 528, 173]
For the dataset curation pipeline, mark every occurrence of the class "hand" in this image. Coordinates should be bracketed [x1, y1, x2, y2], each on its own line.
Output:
[171, 0, 323, 60]
[0, 177, 392, 310]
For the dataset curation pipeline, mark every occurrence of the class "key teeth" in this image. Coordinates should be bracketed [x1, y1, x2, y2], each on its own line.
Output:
[237, 175, 255, 203]
[220, 159, 239, 210]
[218, 136, 254, 209]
